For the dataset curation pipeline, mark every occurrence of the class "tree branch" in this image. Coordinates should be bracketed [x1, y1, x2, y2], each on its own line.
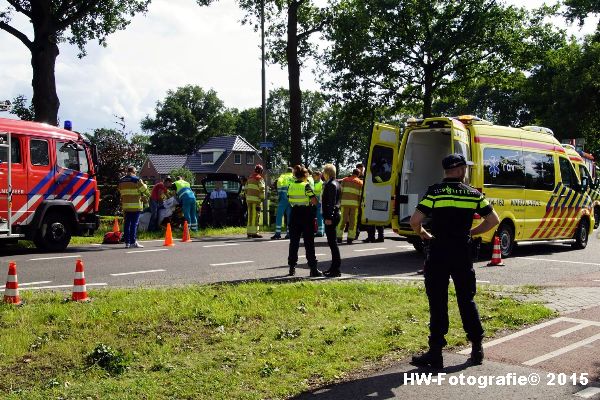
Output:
[297, 17, 329, 41]
[56, 0, 97, 32]
[0, 21, 32, 50]
[6, 0, 32, 18]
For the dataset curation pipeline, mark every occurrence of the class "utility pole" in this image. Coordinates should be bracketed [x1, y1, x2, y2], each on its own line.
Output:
[261, 0, 269, 227]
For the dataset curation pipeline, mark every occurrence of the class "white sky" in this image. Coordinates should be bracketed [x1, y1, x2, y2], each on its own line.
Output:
[0, 0, 597, 133]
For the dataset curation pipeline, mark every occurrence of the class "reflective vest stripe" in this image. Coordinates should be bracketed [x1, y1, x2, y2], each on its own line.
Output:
[433, 199, 478, 209]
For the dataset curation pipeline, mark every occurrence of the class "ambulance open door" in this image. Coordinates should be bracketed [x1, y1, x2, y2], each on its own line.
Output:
[361, 123, 401, 225]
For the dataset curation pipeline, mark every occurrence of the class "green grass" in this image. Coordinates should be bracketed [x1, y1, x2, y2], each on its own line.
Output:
[0, 281, 553, 399]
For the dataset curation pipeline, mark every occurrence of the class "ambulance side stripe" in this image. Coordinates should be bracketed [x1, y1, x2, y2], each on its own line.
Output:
[531, 185, 566, 238]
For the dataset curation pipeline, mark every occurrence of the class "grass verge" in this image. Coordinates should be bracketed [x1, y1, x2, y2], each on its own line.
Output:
[0, 281, 552, 399]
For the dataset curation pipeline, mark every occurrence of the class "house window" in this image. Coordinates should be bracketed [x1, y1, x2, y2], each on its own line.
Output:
[202, 152, 214, 164]
[246, 153, 254, 165]
[234, 153, 241, 164]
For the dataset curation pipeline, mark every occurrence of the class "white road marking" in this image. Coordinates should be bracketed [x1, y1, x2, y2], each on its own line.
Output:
[523, 333, 600, 366]
[353, 247, 387, 252]
[593, 280, 600, 282]
[20, 283, 108, 291]
[29, 255, 82, 261]
[551, 322, 594, 338]
[574, 387, 600, 398]
[299, 254, 326, 258]
[520, 257, 600, 267]
[137, 239, 167, 243]
[210, 261, 254, 266]
[203, 243, 240, 248]
[457, 318, 565, 355]
[396, 245, 414, 249]
[110, 269, 166, 276]
[2, 280, 53, 289]
[126, 249, 169, 254]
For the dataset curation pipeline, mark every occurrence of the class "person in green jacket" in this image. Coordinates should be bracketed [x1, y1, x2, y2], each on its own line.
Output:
[118, 166, 150, 248]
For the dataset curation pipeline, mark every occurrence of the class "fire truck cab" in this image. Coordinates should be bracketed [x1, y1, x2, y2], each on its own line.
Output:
[0, 118, 100, 251]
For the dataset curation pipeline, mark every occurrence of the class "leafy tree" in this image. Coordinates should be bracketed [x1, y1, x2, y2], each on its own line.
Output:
[235, 0, 330, 165]
[9, 94, 35, 121]
[84, 127, 147, 185]
[0, 1, 152, 125]
[141, 85, 236, 155]
[169, 167, 195, 185]
[564, 0, 600, 25]
[324, 0, 561, 118]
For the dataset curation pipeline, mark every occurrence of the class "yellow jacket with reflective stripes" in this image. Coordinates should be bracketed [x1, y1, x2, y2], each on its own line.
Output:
[313, 180, 323, 197]
[288, 181, 315, 206]
[340, 176, 363, 207]
[118, 175, 149, 212]
[246, 173, 265, 203]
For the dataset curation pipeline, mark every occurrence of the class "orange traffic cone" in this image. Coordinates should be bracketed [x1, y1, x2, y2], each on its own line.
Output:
[181, 221, 192, 243]
[163, 223, 174, 247]
[72, 259, 90, 302]
[487, 236, 505, 267]
[3, 261, 22, 305]
[112, 217, 120, 233]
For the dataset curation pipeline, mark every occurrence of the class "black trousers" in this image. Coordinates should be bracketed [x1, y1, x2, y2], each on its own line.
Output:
[424, 240, 484, 348]
[288, 206, 317, 269]
[366, 225, 384, 240]
[325, 214, 341, 270]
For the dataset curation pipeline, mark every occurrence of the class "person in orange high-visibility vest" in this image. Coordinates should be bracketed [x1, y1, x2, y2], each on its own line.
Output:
[336, 168, 363, 244]
[246, 164, 266, 238]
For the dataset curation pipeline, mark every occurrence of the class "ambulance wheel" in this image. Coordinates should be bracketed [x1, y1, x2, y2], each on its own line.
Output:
[497, 222, 515, 258]
[34, 212, 72, 252]
[572, 218, 589, 250]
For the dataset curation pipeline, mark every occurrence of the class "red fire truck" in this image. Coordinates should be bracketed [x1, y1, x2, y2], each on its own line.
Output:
[0, 117, 100, 251]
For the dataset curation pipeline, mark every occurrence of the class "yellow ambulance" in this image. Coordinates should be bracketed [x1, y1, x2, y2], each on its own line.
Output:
[562, 144, 600, 228]
[361, 116, 594, 257]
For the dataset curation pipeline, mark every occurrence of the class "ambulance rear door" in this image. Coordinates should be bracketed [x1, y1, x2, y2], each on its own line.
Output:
[361, 123, 401, 225]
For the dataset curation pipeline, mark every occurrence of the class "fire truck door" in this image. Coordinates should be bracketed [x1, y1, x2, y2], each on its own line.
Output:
[26, 138, 52, 223]
[0, 134, 26, 228]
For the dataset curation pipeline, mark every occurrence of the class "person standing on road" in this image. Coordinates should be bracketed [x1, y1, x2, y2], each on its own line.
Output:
[287, 165, 322, 277]
[148, 176, 171, 231]
[271, 167, 293, 240]
[321, 164, 342, 277]
[118, 166, 150, 248]
[312, 170, 325, 237]
[172, 176, 198, 231]
[246, 164, 266, 238]
[409, 154, 499, 369]
[354, 163, 365, 240]
[210, 181, 228, 228]
[337, 168, 363, 244]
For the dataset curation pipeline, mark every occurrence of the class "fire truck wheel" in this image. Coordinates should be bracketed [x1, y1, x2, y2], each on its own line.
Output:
[34, 212, 72, 252]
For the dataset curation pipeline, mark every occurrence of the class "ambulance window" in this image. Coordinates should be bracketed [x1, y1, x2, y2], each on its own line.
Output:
[0, 136, 21, 164]
[454, 140, 471, 184]
[30, 140, 49, 166]
[483, 148, 524, 187]
[523, 152, 554, 190]
[559, 157, 578, 188]
[370, 145, 394, 183]
[56, 142, 82, 171]
[579, 165, 592, 182]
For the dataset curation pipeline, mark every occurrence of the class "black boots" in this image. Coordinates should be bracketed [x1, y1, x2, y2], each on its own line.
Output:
[468, 341, 484, 365]
[309, 268, 323, 277]
[324, 268, 341, 277]
[288, 265, 296, 276]
[411, 348, 443, 369]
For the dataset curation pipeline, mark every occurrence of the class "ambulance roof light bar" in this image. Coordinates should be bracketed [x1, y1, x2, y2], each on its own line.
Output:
[563, 144, 576, 150]
[405, 117, 423, 127]
[521, 125, 554, 136]
[455, 115, 493, 125]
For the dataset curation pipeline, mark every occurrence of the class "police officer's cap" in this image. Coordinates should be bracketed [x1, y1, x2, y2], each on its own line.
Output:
[442, 154, 474, 170]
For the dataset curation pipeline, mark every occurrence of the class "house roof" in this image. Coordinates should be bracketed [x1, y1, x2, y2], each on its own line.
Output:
[198, 136, 258, 153]
[147, 154, 188, 174]
[146, 136, 259, 175]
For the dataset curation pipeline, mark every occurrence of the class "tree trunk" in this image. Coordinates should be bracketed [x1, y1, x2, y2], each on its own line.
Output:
[422, 63, 434, 118]
[30, 1, 60, 126]
[287, 1, 302, 166]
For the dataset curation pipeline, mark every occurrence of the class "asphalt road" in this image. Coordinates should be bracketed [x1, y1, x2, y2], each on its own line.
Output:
[1, 230, 599, 291]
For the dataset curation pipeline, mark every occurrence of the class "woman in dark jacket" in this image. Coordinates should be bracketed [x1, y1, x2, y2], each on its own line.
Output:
[321, 163, 342, 277]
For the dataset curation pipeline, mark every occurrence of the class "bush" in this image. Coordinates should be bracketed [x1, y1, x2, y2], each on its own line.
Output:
[85, 344, 129, 375]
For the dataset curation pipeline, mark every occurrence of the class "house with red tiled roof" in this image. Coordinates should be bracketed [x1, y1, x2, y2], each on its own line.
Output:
[140, 136, 263, 183]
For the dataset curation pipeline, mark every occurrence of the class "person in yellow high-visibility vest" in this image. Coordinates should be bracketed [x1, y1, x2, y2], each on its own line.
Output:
[118, 166, 150, 248]
[287, 165, 321, 277]
[246, 164, 265, 238]
[336, 168, 363, 244]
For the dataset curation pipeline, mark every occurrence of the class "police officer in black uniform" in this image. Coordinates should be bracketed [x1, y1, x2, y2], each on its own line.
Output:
[287, 165, 322, 277]
[409, 154, 500, 369]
